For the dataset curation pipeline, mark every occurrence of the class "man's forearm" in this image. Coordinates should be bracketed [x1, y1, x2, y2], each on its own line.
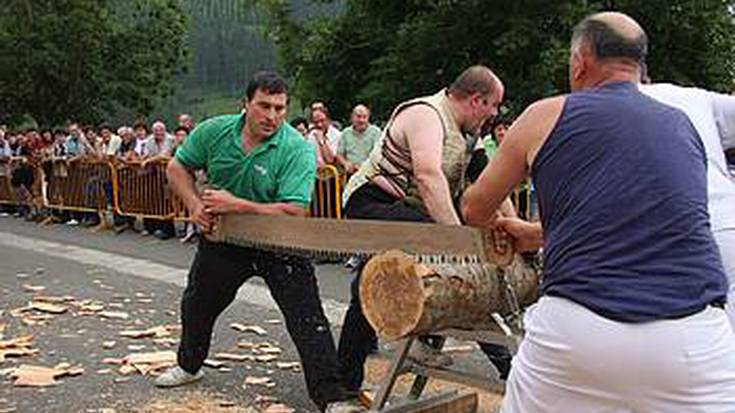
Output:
[234, 199, 306, 216]
[166, 159, 199, 211]
[416, 174, 461, 225]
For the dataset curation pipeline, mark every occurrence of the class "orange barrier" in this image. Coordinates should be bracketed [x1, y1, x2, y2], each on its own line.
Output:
[45, 158, 112, 212]
[310, 165, 342, 219]
[0, 158, 15, 204]
[113, 159, 182, 219]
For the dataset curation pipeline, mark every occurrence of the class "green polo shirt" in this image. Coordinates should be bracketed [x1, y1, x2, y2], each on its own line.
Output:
[175, 114, 317, 208]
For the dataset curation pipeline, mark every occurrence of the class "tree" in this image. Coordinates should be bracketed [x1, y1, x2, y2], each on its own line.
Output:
[0, 0, 189, 127]
[259, 0, 735, 121]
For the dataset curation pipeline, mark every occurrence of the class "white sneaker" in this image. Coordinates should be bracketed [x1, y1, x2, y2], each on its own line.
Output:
[66, 219, 79, 226]
[324, 400, 365, 413]
[154, 365, 204, 388]
[408, 341, 452, 368]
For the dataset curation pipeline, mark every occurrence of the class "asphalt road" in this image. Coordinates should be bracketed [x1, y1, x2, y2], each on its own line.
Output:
[0, 215, 356, 413]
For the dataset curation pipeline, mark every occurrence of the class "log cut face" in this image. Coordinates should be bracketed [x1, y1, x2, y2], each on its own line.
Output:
[361, 250, 541, 341]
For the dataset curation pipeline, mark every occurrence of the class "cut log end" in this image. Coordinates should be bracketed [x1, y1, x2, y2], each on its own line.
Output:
[360, 250, 427, 341]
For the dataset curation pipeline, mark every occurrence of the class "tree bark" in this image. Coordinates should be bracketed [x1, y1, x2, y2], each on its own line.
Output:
[360, 250, 541, 341]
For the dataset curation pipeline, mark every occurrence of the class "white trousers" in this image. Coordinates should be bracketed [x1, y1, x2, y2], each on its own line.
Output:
[714, 230, 735, 329]
[501, 296, 735, 413]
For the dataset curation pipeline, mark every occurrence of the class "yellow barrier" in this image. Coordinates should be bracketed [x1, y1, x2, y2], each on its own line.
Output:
[0, 158, 15, 204]
[113, 159, 182, 219]
[45, 158, 112, 212]
[310, 165, 342, 219]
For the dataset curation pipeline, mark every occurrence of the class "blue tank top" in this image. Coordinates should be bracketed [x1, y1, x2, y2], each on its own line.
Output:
[532, 81, 727, 322]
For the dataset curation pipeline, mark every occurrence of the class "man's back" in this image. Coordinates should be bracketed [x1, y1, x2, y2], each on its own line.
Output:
[533, 81, 727, 322]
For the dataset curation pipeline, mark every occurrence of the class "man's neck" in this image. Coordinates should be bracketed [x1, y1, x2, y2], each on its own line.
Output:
[241, 123, 264, 153]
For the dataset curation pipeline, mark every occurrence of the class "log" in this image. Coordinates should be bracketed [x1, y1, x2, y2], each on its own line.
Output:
[360, 250, 541, 340]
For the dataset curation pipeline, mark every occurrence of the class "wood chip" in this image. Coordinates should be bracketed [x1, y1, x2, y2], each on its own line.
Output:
[15, 273, 29, 279]
[214, 353, 253, 362]
[243, 376, 274, 386]
[230, 323, 267, 335]
[124, 351, 176, 365]
[29, 301, 68, 314]
[263, 404, 295, 413]
[265, 319, 282, 325]
[9, 363, 83, 387]
[275, 362, 300, 370]
[99, 311, 129, 320]
[101, 358, 125, 365]
[22, 284, 45, 292]
[254, 355, 278, 363]
[203, 359, 228, 369]
[102, 341, 116, 349]
[118, 365, 137, 375]
[119, 326, 169, 339]
[258, 346, 282, 354]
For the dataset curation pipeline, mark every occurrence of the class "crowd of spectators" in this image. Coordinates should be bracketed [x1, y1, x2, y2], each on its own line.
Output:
[0, 100, 549, 245]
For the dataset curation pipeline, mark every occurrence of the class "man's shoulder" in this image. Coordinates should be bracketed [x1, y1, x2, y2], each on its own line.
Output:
[196, 114, 240, 132]
[278, 123, 314, 153]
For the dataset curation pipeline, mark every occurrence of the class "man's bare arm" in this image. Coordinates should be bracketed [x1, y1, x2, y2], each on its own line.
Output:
[398, 105, 461, 225]
[462, 96, 565, 227]
[167, 158, 213, 231]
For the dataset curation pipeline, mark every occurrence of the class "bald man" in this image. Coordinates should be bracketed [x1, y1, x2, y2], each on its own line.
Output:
[463, 13, 735, 412]
[338, 65, 513, 401]
[335, 104, 381, 174]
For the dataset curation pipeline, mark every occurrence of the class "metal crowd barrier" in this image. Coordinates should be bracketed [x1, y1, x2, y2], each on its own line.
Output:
[0, 158, 15, 204]
[310, 165, 342, 219]
[113, 159, 181, 219]
[45, 158, 112, 212]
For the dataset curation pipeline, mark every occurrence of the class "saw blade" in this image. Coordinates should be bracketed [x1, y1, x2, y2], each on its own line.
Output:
[207, 214, 513, 265]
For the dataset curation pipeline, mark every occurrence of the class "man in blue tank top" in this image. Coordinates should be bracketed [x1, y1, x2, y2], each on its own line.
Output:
[463, 12, 735, 413]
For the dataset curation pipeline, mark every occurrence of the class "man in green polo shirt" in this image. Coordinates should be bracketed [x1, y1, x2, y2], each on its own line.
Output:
[157, 72, 358, 413]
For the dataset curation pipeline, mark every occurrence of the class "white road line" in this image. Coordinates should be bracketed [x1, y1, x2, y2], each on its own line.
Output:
[0, 231, 348, 326]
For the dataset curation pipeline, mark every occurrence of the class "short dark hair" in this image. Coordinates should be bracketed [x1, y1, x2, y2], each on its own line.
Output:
[572, 17, 648, 62]
[174, 126, 189, 135]
[133, 120, 148, 133]
[245, 71, 289, 101]
[290, 117, 308, 130]
[98, 123, 112, 133]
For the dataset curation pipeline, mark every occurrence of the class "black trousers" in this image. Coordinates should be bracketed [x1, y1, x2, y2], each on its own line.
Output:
[177, 240, 346, 407]
[337, 184, 512, 393]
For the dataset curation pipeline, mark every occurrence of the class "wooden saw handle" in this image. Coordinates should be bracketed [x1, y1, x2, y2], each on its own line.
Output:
[483, 228, 515, 266]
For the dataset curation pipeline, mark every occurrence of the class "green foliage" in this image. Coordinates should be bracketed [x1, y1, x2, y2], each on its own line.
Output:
[0, 0, 189, 127]
[260, 0, 735, 121]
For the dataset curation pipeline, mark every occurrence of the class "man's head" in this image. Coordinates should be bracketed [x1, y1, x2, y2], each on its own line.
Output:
[133, 121, 148, 140]
[243, 71, 289, 140]
[447, 65, 505, 136]
[174, 126, 188, 144]
[68, 123, 82, 138]
[98, 124, 112, 141]
[289, 117, 309, 137]
[569, 12, 648, 91]
[311, 108, 331, 133]
[178, 113, 194, 132]
[350, 104, 371, 133]
[152, 121, 167, 141]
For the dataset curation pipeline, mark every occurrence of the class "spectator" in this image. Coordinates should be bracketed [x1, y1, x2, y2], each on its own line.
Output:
[290, 117, 309, 138]
[102, 124, 122, 157]
[142, 120, 174, 161]
[308, 107, 341, 167]
[172, 126, 188, 156]
[65, 123, 92, 157]
[335, 104, 380, 174]
[142, 120, 175, 240]
[132, 121, 149, 158]
[177, 113, 195, 132]
[0, 128, 11, 158]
